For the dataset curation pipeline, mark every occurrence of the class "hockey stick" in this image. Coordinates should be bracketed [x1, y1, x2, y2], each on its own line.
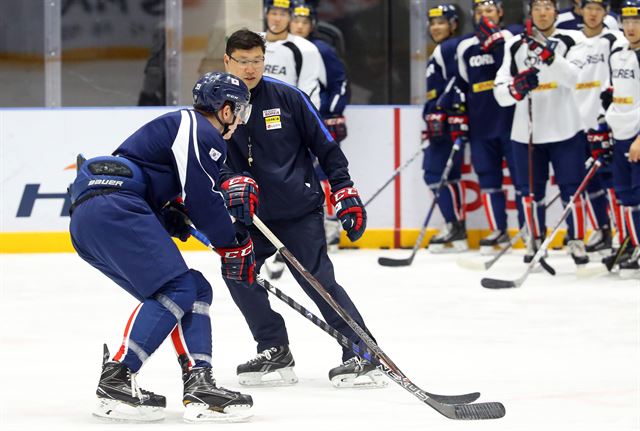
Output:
[188, 226, 482, 405]
[363, 138, 430, 208]
[482, 159, 602, 289]
[576, 235, 632, 277]
[456, 190, 562, 271]
[249, 217, 505, 420]
[377, 138, 464, 267]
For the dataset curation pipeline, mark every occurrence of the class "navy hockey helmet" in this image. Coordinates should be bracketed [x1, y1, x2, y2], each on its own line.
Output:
[192, 72, 251, 123]
[620, 0, 640, 18]
[428, 3, 459, 25]
[580, 0, 610, 9]
[264, 0, 292, 14]
[291, 1, 318, 27]
[471, 0, 503, 10]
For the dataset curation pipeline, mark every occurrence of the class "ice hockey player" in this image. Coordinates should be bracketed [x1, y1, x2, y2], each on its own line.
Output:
[453, 0, 525, 254]
[556, 0, 620, 31]
[262, 0, 326, 109]
[68, 72, 255, 423]
[219, 29, 385, 389]
[290, 0, 350, 252]
[423, 3, 468, 253]
[603, 0, 640, 276]
[566, 0, 625, 254]
[493, 0, 590, 265]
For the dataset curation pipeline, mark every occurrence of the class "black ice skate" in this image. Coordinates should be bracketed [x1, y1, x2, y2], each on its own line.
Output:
[180, 357, 253, 423]
[93, 344, 166, 422]
[328, 357, 387, 389]
[479, 230, 510, 255]
[429, 220, 468, 253]
[237, 345, 298, 386]
[619, 247, 640, 279]
[524, 236, 547, 265]
[585, 227, 612, 253]
[602, 244, 634, 271]
[567, 239, 589, 265]
[263, 252, 286, 280]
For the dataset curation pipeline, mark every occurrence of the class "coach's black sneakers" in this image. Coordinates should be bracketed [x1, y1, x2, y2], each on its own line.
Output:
[237, 345, 297, 386]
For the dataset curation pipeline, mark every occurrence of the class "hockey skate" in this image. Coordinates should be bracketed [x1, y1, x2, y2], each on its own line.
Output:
[181, 357, 253, 423]
[325, 217, 341, 252]
[328, 357, 387, 389]
[585, 227, 612, 254]
[237, 346, 298, 386]
[428, 220, 468, 253]
[602, 244, 634, 271]
[619, 247, 640, 279]
[263, 252, 286, 280]
[479, 230, 509, 255]
[568, 239, 589, 265]
[93, 344, 166, 422]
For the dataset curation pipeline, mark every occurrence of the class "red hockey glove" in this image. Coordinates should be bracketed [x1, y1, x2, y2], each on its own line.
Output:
[324, 116, 348, 142]
[476, 16, 504, 53]
[525, 36, 556, 66]
[220, 175, 259, 225]
[509, 68, 539, 101]
[447, 113, 469, 143]
[331, 187, 367, 242]
[216, 231, 255, 284]
[587, 120, 613, 165]
[161, 198, 191, 242]
[423, 112, 447, 139]
[600, 87, 613, 111]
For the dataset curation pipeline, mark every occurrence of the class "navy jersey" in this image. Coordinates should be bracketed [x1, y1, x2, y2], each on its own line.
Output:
[114, 109, 235, 247]
[424, 36, 461, 117]
[455, 25, 520, 140]
[223, 76, 353, 222]
[556, 7, 620, 30]
[311, 38, 349, 117]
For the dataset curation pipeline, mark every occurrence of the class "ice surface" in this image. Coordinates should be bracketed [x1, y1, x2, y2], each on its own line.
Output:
[1, 249, 638, 430]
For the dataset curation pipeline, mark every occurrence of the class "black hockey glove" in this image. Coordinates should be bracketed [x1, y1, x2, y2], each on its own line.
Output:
[220, 175, 259, 225]
[331, 187, 367, 242]
[587, 118, 613, 165]
[216, 231, 256, 284]
[509, 68, 539, 101]
[476, 16, 504, 53]
[161, 198, 191, 242]
[525, 36, 557, 66]
[423, 112, 447, 139]
[600, 87, 613, 111]
[324, 116, 348, 143]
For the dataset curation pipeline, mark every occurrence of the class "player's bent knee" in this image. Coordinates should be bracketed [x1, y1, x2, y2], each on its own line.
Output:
[153, 271, 199, 320]
[189, 269, 213, 305]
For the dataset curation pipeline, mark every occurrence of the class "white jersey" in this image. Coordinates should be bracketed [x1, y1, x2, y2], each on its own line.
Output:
[605, 44, 640, 141]
[567, 29, 624, 130]
[494, 29, 585, 144]
[262, 33, 326, 109]
[556, 9, 620, 31]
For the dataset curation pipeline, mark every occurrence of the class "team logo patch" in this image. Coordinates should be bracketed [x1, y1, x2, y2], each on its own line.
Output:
[263, 108, 281, 117]
[209, 148, 222, 161]
[265, 115, 282, 130]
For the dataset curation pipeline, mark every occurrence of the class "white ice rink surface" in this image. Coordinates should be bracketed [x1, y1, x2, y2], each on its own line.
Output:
[1, 249, 638, 431]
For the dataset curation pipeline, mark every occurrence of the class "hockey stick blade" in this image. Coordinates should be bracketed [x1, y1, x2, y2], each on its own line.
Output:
[539, 257, 556, 276]
[443, 401, 506, 420]
[377, 256, 414, 267]
[481, 277, 518, 289]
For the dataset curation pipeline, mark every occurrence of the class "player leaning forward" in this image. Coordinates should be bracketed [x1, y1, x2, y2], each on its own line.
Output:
[493, 0, 590, 265]
[219, 29, 384, 388]
[68, 73, 255, 422]
[603, 0, 640, 274]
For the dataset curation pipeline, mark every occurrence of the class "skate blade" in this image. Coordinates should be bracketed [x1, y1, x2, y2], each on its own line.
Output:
[238, 367, 298, 387]
[330, 371, 388, 389]
[93, 398, 165, 423]
[429, 241, 468, 254]
[183, 403, 253, 423]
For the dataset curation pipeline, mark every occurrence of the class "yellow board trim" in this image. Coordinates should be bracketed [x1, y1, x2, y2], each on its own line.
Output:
[472, 80, 494, 93]
[575, 80, 601, 90]
[0, 229, 578, 253]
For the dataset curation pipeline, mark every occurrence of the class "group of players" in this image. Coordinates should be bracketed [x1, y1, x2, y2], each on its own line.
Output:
[424, 0, 640, 276]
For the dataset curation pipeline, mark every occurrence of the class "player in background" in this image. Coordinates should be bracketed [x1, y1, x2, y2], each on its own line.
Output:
[261, 0, 327, 277]
[68, 72, 255, 422]
[290, 0, 350, 252]
[566, 0, 624, 254]
[453, 0, 524, 254]
[219, 29, 385, 389]
[423, 3, 468, 253]
[603, 0, 640, 275]
[493, 0, 590, 265]
[556, 0, 620, 30]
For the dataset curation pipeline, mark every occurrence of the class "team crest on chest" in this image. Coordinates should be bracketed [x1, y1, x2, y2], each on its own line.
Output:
[263, 108, 282, 130]
[209, 147, 222, 161]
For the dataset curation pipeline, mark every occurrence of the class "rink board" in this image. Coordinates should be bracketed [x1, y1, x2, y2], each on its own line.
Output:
[0, 106, 568, 252]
